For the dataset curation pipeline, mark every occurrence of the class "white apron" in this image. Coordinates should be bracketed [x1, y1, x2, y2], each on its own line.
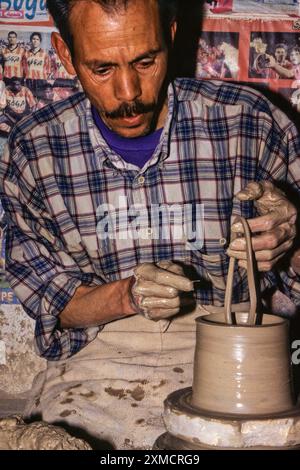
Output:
[24, 308, 208, 450]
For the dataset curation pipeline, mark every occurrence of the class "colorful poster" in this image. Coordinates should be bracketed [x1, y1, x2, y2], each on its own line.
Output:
[0, 25, 79, 136]
[0, 0, 52, 24]
[205, 0, 300, 16]
[199, 16, 300, 110]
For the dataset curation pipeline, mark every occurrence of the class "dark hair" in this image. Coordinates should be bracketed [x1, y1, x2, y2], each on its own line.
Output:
[30, 32, 42, 42]
[290, 46, 300, 54]
[46, 0, 178, 55]
[274, 43, 288, 52]
[8, 31, 17, 37]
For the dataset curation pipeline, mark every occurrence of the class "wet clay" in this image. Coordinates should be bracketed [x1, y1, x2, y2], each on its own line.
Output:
[0, 416, 91, 450]
[192, 216, 295, 416]
[132, 261, 193, 320]
[192, 312, 295, 415]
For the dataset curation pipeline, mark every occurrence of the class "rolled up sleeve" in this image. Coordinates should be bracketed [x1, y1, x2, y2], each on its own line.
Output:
[0, 142, 103, 360]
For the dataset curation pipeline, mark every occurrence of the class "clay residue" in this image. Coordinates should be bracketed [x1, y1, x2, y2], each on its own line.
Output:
[60, 398, 74, 405]
[80, 391, 95, 398]
[129, 386, 145, 402]
[135, 419, 145, 425]
[0, 416, 91, 450]
[105, 387, 126, 400]
[153, 380, 167, 390]
[60, 409, 76, 418]
[173, 367, 184, 374]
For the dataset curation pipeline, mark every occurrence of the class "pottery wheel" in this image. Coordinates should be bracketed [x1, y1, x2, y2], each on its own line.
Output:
[154, 388, 300, 450]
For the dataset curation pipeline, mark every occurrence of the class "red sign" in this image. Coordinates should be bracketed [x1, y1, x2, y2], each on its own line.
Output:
[0, 9, 24, 19]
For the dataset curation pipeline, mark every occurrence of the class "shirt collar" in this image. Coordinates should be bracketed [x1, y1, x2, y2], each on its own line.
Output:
[84, 81, 178, 173]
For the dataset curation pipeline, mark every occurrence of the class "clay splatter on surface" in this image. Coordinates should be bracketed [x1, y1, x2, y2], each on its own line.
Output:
[129, 386, 145, 402]
[59, 409, 77, 418]
[80, 391, 95, 398]
[105, 387, 126, 400]
[173, 367, 184, 374]
[60, 398, 74, 405]
[153, 380, 167, 390]
[135, 419, 145, 425]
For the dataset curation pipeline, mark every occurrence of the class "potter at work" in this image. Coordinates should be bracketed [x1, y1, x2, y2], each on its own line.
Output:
[0, 0, 300, 450]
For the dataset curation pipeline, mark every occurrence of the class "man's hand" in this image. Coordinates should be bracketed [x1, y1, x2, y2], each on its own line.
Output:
[227, 181, 297, 272]
[131, 260, 194, 320]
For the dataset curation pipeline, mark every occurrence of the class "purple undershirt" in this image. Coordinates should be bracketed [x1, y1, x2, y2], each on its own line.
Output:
[92, 106, 163, 169]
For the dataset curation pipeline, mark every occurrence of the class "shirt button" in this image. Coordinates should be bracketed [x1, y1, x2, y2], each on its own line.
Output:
[138, 176, 145, 186]
[219, 238, 227, 247]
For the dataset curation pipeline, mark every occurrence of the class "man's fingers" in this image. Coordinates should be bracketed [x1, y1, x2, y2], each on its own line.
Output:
[133, 280, 178, 299]
[157, 260, 184, 276]
[229, 223, 296, 252]
[147, 308, 180, 320]
[238, 252, 286, 272]
[134, 263, 193, 291]
[232, 211, 294, 234]
[235, 182, 264, 201]
[227, 237, 294, 262]
[140, 296, 181, 309]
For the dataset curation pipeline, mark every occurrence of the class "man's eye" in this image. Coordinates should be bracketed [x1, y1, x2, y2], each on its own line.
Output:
[94, 67, 112, 76]
[136, 59, 155, 69]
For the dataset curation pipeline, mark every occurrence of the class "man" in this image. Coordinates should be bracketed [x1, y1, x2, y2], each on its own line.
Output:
[23, 32, 52, 99]
[0, 31, 25, 86]
[0, 77, 36, 135]
[267, 45, 300, 87]
[254, 43, 292, 80]
[0, 0, 299, 450]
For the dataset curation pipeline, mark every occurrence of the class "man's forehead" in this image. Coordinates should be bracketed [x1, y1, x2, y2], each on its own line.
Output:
[69, 0, 160, 37]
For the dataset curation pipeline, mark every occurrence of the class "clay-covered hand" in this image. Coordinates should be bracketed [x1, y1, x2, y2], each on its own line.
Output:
[227, 181, 297, 272]
[130, 261, 194, 320]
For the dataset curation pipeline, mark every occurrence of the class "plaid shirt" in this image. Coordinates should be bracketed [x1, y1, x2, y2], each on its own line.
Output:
[1, 78, 300, 360]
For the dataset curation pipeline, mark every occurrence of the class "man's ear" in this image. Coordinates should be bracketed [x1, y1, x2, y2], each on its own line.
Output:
[170, 21, 177, 44]
[51, 32, 76, 75]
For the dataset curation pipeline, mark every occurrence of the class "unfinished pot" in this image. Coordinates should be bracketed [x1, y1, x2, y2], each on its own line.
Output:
[192, 217, 295, 416]
[191, 312, 295, 415]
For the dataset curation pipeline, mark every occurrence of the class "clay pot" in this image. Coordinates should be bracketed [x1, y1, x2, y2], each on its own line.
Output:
[192, 311, 295, 416]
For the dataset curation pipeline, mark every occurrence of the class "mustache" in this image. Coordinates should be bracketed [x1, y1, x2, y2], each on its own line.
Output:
[105, 100, 156, 120]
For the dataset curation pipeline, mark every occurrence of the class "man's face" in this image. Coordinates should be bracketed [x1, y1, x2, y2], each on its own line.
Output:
[8, 34, 17, 47]
[290, 49, 300, 66]
[275, 47, 286, 64]
[31, 35, 41, 49]
[65, 0, 171, 138]
[10, 81, 21, 93]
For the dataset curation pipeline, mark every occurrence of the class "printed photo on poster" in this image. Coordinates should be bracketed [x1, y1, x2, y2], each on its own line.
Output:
[0, 0, 51, 23]
[196, 31, 239, 80]
[0, 25, 79, 137]
[206, 1, 299, 16]
[249, 31, 300, 85]
[278, 86, 300, 112]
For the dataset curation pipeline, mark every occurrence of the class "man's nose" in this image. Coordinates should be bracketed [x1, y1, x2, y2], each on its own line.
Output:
[114, 68, 142, 103]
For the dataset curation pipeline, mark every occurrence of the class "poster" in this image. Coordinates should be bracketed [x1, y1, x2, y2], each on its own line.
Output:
[0, 25, 78, 137]
[205, 0, 300, 16]
[198, 15, 300, 111]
